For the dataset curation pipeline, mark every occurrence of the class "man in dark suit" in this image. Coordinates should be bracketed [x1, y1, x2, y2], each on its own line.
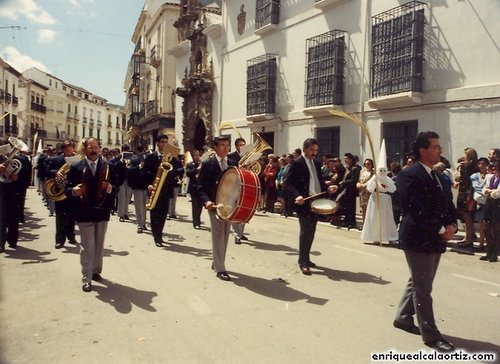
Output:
[142, 134, 183, 247]
[128, 145, 149, 234]
[45, 140, 78, 249]
[0, 137, 24, 253]
[393, 131, 457, 352]
[65, 137, 120, 292]
[198, 137, 237, 281]
[228, 137, 249, 244]
[185, 149, 203, 229]
[283, 138, 335, 275]
[335, 152, 360, 229]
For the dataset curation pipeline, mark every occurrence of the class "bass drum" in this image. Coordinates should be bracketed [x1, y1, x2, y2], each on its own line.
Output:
[216, 167, 261, 223]
[311, 198, 339, 215]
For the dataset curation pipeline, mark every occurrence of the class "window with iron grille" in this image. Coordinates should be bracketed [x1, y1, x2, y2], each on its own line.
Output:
[315, 126, 340, 159]
[371, 1, 425, 98]
[383, 120, 418, 165]
[255, 0, 280, 30]
[246, 54, 277, 116]
[305, 30, 346, 107]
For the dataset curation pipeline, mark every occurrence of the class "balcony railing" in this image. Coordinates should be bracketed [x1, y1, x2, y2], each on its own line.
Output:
[31, 102, 47, 113]
[5, 92, 11, 104]
[150, 44, 161, 67]
[12, 96, 18, 105]
[246, 54, 278, 116]
[255, 0, 280, 31]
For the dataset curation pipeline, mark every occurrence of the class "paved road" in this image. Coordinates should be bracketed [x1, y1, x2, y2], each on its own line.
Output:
[0, 188, 499, 364]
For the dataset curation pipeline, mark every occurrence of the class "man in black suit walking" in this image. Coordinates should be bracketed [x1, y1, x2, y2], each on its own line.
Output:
[142, 135, 183, 247]
[283, 138, 335, 275]
[393, 131, 457, 352]
[65, 137, 120, 292]
[198, 137, 237, 281]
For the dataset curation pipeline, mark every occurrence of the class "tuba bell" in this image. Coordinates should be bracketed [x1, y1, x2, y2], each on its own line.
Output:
[238, 133, 272, 175]
[0, 137, 29, 183]
[46, 155, 82, 201]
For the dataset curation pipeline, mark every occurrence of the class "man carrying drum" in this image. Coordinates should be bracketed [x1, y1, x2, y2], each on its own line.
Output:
[283, 138, 337, 275]
[198, 137, 237, 281]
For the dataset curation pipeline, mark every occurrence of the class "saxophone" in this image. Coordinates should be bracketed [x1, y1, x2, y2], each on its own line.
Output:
[146, 153, 173, 210]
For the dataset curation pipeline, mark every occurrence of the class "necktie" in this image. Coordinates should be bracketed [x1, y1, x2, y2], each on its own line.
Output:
[220, 158, 227, 172]
[310, 159, 321, 195]
[431, 170, 442, 190]
[90, 162, 96, 176]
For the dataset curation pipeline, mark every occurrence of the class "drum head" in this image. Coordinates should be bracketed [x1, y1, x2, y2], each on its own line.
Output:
[311, 198, 339, 215]
[215, 168, 241, 220]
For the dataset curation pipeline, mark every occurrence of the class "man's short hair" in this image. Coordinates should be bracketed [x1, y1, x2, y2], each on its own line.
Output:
[303, 138, 319, 149]
[156, 134, 168, 143]
[214, 136, 230, 146]
[83, 137, 100, 148]
[411, 131, 440, 159]
[61, 139, 74, 150]
[478, 157, 490, 165]
[234, 137, 246, 147]
[344, 152, 355, 161]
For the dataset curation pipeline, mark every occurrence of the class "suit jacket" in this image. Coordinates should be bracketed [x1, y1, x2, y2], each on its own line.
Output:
[45, 155, 65, 179]
[396, 162, 457, 254]
[198, 155, 238, 205]
[127, 154, 149, 190]
[142, 151, 183, 199]
[228, 151, 241, 164]
[283, 155, 327, 214]
[185, 161, 202, 195]
[65, 158, 119, 222]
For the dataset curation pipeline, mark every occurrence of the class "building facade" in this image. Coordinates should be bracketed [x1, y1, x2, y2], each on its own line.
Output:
[0, 58, 22, 141]
[125, 1, 181, 150]
[167, 0, 499, 165]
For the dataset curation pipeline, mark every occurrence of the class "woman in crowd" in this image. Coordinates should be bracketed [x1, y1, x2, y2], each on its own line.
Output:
[457, 147, 479, 247]
[480, 150, 500, 262]
[263, 155, 279, 213]
[471, 157, 491, 252]
[357, 158, 374, 226]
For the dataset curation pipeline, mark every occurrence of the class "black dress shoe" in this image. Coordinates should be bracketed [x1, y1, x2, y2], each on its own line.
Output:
[479, 255, 490, 261]
[308, 261, 317, 268]
[55, 243, 64, 249]
[488, 256, 498, 262]
[68, 239, 78, 245]
[300, 265, 311, 275]
[194, 225, 201, 230]
[92, 273, 102, 281]
[124, 215, 130, 220]
[235, 237, 242, 245]
[8, 243, 17, 249]
[425, 339, 455, 353]
[82, 282, 92, 292]
[155, 240, 163, 247]
[119, 217, 125, 222]
[240, 235, 248, 241]
[137, 227, 143, 234]
[393, 320, 420, 335]
[216, 271, 231, 281]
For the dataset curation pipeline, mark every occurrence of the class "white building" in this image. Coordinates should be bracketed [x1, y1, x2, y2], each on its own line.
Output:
[170, 0, 499, 165]
[0, 58, 22, 140]
[22, 68, 125, 149]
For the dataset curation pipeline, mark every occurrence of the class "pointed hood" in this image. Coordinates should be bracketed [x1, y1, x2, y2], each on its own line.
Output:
[377, 139, 388, 174]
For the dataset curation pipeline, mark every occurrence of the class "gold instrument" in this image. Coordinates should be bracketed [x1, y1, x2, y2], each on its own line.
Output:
[146, 143, 179, 210]
[238, 133, 272, 175]
[46, 155, 81, 201]
[0, 137, 29, 183]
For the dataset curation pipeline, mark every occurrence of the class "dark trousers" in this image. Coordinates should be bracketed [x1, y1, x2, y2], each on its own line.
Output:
[486, 221, 499, 259]
[191, 193, 203, 227]
[0, 185, 21, 247]
[297, 211, 318, 266]
[395, 250, 442, 343]
[150, 193, 170, 242]
[55, 200, 76, 245]
[343, 195, 357, 227]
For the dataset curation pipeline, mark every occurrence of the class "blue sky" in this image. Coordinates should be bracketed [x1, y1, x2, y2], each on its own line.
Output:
[0, 0, 144, 105]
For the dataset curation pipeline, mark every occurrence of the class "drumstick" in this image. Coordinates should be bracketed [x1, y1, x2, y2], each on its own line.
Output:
[302, 191, 327, 201]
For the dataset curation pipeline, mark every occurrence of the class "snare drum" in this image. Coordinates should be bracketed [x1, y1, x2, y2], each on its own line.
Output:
[311, 198, 339, 215]
[216, 167, 261, 223]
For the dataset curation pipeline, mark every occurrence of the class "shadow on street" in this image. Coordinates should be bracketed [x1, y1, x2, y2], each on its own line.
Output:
[229, 271, 329, 305]
[92, 278, 158, 314]
[443, 334, 500, 363]
[2, 246, 57, 265]
[313, 265, 391, 285]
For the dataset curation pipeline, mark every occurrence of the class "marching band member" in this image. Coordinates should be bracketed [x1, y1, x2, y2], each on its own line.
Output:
[228, 137, 249, 244]
[185, 149, 203, 229]
[198, 137, 237, 281]
[283, 138, 336, 275]
[117, 144, 133, 222]
[142, 135, 183, 247]
[45, 139, 78, 249]
[128, 145, 149, 234]
[65, 137, 120, 293]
